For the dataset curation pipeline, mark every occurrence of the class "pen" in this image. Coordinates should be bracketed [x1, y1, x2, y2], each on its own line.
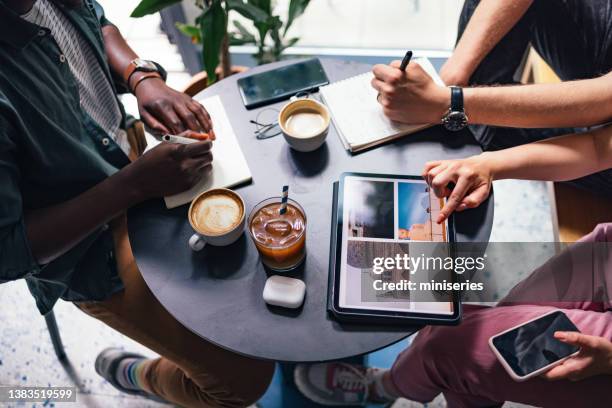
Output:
[399, 50, 413, 72]
[162, 134, 198, 144]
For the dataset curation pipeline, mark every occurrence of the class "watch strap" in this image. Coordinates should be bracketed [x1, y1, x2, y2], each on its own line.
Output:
[450, 86, 463, 112]
[153, 62, 167, 82]
[123, 60, 139, 85]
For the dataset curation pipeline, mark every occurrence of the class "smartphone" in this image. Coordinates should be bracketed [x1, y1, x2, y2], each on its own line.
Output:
[488, 310, 581, 381]
[237, 58, 329, 110]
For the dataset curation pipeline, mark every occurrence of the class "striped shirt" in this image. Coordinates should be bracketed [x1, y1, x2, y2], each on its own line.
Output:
[22, 0, 130, 155]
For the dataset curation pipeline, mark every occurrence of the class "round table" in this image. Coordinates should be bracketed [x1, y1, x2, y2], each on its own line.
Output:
[128, 58, 494, 363]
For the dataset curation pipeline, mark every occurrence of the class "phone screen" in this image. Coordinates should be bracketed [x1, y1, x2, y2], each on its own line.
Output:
[237, 58, 329, 109]
[492, 311, 580, 377]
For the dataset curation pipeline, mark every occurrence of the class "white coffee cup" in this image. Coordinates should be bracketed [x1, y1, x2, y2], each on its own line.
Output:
[188, 188, 246, 251]
[279, 98, 330, 152]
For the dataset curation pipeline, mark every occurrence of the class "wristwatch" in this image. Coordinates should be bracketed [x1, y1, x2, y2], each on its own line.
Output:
[123, 58, 167, 93]
[441, 86, 468, 132]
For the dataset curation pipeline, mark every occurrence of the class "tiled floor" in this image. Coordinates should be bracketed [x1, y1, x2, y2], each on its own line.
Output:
[1, 2, 551, 408]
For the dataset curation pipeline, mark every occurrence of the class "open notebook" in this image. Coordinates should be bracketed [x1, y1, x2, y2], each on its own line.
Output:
[163, 95, 252, 209]
[319, 58, 444, 153]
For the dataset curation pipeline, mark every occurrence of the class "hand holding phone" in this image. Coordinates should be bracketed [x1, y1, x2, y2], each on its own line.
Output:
[489, 310, 581, 381]
[543, 331, 612, 381]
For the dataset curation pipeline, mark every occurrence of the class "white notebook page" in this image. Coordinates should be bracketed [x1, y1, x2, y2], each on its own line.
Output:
[320, 58, 443, 151]
[163, 95, 252, 209]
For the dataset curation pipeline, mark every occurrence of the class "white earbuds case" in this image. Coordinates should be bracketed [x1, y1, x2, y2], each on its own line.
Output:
[262, 275, 306, 309]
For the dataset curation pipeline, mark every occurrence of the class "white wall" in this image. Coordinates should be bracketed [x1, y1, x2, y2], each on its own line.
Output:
[279, 0, 463, 51]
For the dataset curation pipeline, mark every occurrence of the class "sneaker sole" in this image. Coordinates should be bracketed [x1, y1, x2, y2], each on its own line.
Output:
[294, 364, 362, 407]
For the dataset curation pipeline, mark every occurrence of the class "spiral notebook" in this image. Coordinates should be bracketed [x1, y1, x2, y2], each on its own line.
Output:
[319, 58, 444, 153]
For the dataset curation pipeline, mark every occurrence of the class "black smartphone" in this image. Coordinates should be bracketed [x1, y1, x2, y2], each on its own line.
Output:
[489, 310, 581, 381]
[237, 58, 329, 110]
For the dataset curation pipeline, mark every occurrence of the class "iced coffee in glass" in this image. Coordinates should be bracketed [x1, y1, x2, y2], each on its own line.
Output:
[248, 198, 307, 271]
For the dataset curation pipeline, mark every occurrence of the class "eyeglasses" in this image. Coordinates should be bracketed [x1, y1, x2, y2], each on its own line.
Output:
[251, 93, 321, 140]
[251, 108, 281, 140]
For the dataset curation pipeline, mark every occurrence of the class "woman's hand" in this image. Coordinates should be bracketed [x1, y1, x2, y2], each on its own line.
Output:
[422, 154, 494, 223]
[544, 332, 612, 381]
[134, 78, 213, 136]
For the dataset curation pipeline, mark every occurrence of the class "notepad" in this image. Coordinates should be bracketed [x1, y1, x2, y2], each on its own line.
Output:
[163, 95, 252, 209]
[319, 58, 445, 153]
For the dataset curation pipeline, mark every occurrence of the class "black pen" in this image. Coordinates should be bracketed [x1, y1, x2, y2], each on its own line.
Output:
[399, 50, 413, 72]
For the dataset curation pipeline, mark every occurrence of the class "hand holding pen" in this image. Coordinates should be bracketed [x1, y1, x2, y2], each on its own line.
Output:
[375, 51, 412, 104]
[371, 50, 449, 125]
[162, 130, 216, 145]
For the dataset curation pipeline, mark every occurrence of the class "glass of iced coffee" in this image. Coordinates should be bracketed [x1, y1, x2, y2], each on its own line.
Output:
[248, 197, 307, 272]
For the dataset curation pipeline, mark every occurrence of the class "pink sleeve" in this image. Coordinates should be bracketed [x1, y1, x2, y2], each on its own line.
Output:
[578, 223, 612, 243]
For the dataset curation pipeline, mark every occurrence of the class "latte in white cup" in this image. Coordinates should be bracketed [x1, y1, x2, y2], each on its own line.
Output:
[279, 98, 330, 152]
[188, 188, 245, 251]
[285, 108, 328, 138]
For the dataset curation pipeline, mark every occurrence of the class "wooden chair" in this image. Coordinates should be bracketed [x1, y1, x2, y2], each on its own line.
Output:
[181, 66, 250, 98]
[182, 71, 212, 98]
[522, 49, 612, 242]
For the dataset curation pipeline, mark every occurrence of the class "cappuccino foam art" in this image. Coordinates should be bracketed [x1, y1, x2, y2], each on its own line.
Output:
[192, 193, 244, 235]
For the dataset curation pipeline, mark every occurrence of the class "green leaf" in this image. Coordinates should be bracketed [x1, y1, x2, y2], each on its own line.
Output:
[247, 0, 271, 15]
[285, 0, 310, 34]
[176, 23, 201, 43]
[226, 0, 268, 23]
[253, 21, 270, 47]
[233, 20, 256, 42]
[269, 15, 283, 30]
[229, 36, 255, 46]
[282, 37, 300, 51]
[200, 0, 227, 84]
[130, 0, 180, 18]
[230, 20, 256, 46]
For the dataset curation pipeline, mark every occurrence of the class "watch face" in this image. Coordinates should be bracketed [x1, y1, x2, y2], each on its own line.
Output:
[135, 59, 157, 71]
[443, 111, 468, 132]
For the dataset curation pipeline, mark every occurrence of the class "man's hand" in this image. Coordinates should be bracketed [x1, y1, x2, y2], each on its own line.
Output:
[371, 61, 449, 124]
[422, 154, 493, 223]
[544, 332, 612, 381]
[123, 139, 213, 200]
[134, 78, 213, 136]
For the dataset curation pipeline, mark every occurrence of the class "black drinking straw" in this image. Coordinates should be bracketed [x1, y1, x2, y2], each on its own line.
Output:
[280, 185, 289, 215]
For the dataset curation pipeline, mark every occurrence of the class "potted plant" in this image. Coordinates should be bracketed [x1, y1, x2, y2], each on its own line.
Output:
[131, 0, 311, 85]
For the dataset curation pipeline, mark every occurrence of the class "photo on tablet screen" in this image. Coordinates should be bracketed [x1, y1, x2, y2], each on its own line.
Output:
[338, 175, 454, 316]
[397, 182, 447, 242]
[345, 179, 394, 239]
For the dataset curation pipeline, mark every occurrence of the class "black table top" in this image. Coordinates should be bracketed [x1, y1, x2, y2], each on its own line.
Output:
[128, 59, 494, 362]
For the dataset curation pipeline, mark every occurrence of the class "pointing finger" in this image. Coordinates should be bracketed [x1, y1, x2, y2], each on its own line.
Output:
[438, 176, 471, 223]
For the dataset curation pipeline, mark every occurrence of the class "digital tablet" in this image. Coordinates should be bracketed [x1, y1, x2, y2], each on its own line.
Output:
[327, 173, 462, 326]
[237, 58, 329, 110]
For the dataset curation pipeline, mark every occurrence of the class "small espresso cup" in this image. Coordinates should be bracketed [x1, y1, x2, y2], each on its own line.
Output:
[279, 97, 330, 152]
[188, 188, 246, 251]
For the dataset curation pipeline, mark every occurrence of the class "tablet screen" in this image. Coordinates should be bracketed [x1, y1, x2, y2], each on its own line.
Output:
[338, 175, 455, 315]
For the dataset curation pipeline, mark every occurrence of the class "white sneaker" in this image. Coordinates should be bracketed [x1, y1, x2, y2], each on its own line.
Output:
[95, 347, 165, 403]
[294, 363, 393, 406]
